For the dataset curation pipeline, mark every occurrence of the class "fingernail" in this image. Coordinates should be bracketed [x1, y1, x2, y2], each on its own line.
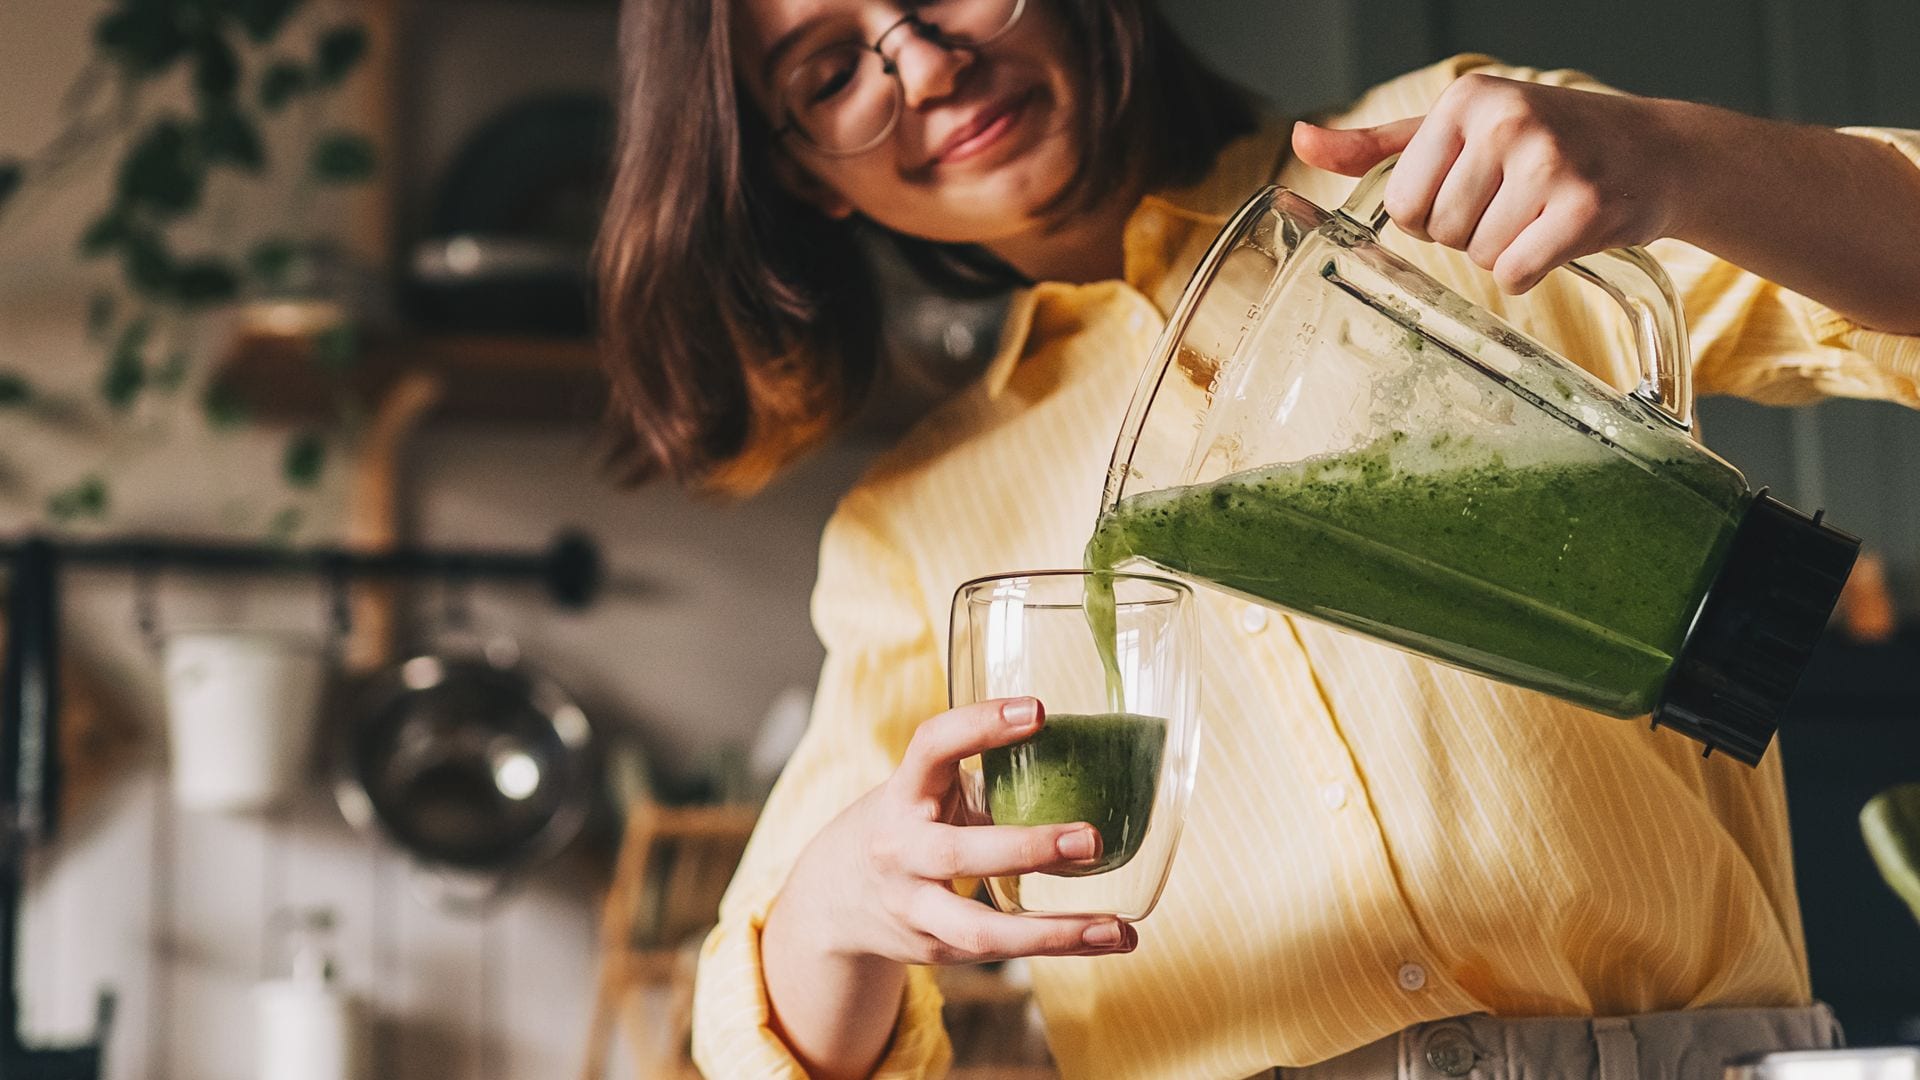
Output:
[1082, 921, 1124, 947]
[1056, 826, 1098, 861]
[1003, 698, 1040, 727]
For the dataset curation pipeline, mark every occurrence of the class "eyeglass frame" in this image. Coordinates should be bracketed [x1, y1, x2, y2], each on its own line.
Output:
[770, 0, 1030, 158]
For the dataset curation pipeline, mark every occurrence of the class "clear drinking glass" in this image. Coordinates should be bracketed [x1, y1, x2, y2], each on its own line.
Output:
[948, 570, 1200, 921]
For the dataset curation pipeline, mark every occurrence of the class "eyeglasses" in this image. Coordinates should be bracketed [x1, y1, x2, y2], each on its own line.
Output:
[773, 0, 1028, 157]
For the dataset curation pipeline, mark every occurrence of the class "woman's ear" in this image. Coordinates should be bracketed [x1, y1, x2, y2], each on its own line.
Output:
[773, 152, 856, 220]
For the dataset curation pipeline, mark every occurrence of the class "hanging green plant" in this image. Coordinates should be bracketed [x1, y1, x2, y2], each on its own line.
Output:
[46, 475, 109, 523]
[1, 0, 378, 532]
[282, 430, 326, 488]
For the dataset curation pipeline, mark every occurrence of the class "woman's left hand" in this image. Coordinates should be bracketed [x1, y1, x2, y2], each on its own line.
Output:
[1292, 74, 1685, 295]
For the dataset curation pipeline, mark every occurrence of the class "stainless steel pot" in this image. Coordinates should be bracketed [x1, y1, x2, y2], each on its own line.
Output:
[332, 636, 595, 914]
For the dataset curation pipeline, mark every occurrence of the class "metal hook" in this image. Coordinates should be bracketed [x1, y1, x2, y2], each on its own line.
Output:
[131, 557, 163, 660]
[441, 565, 476, 635]
[323, 558, 353, 649]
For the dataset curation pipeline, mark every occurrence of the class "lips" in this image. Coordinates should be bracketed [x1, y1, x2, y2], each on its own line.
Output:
[925, 89, 1033, 168]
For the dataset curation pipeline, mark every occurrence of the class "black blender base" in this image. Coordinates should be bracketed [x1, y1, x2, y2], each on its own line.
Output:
[1654, 490, 1860, 766]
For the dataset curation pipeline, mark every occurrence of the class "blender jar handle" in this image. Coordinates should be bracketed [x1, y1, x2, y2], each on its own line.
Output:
[1337, 155, 1695, 430]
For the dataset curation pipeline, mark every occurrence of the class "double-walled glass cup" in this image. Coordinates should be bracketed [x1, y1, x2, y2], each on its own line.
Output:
[948, 571, 1200, 921]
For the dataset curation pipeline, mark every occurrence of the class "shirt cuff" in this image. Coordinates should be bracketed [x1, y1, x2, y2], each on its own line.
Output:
[1796, 126, 1920, 385]
[692, 904, 953, 1079]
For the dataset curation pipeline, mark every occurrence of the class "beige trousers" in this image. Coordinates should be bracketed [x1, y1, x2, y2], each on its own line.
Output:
[1271, 1005, 1842, 1080]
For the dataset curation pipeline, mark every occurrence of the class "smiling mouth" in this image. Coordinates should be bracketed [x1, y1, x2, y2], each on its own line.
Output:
[930, 89, 1035, 168]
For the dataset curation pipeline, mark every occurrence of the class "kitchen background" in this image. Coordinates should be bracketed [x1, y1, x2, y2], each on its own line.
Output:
[1, 1, 1916, 1078]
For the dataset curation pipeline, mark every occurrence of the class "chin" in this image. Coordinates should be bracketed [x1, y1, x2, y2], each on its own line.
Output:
[976, 137, 1085, 225]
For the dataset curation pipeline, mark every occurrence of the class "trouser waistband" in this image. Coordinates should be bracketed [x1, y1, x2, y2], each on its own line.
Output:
[1273, 1004, 1842, 1080]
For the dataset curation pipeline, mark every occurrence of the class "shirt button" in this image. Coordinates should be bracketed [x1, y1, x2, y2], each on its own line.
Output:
[1238, 604, 1269, 634]
[1319, 783, 1348, 810]
[1397, 962, 1428, 992]
[1128, 310, 1147, 334]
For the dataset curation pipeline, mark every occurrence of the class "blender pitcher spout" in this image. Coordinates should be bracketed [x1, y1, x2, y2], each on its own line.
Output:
[1102, 183, 1322, 518]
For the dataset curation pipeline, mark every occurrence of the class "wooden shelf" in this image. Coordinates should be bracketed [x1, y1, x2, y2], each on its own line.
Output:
[211, 326, 606, 425]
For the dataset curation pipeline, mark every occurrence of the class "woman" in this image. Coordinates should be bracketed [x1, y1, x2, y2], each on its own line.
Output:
[596, 1, 1920, 1077]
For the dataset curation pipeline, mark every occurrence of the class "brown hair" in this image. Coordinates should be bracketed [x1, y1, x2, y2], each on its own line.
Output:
[597, 0, 1255, 495]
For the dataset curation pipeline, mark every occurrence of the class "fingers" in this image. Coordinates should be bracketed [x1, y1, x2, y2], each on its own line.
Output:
[891, 697, 1042, 803]
[908, 885, 1138, 964]
[1494, 191, 1604, 294]
[1379, 114, 1464, 243]
[1312, 75, 1662, 289]
[1291, 116, 1422, 177]
[1422, 145, 1504, 250]
[1465, 173, 1547, 273]
[896, 822, 1104, 880]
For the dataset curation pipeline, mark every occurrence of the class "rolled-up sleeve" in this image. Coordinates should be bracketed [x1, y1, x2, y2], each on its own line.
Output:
[1633, 124, 1920, 408]
[1791, 126, 1920, 386]
[692, 491, 955, 1079]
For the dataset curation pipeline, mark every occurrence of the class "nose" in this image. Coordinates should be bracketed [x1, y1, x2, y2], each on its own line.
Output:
[882, 24, 970, 109]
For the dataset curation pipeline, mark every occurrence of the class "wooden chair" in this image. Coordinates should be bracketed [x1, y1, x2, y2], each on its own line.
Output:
[581, 799, 758, 1080]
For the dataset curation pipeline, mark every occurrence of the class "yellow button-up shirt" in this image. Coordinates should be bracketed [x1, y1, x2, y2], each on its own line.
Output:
[693, 55, 1920, 1079]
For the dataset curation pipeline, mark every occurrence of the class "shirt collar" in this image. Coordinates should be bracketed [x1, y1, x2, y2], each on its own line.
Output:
[980, 109, 1294, 398]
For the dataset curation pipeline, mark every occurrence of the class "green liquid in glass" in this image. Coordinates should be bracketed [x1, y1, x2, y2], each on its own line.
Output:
[982, 712, 1167, 876]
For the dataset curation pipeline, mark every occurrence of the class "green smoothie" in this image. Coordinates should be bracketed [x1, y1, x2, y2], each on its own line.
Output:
[983, 712, 1167, 876]
[1086, 434, 1747, 717]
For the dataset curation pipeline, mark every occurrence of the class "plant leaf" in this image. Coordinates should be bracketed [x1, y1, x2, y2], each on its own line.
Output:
[247, 237, 297, 287]
[313, 25, 368, 86]
[202, 383, 249, 429]
[236, 0, 307, 44]
[172, 259, 240, 307]
[0, 371, 33, 407]
[113, 315, 152, 357]
[310, 132, 375, 184]
[257, 59, 308, 112]
[87, 292, 117, 340]
[200, 104, 264, 171]
[1863, 784, 1920, 927]
[102, 316, 152, 409]
[47, 475, 109, 522]
[152, 348, 191, 391]
[95, 6, 188, 78]
[0, 160, 20, 212]
[80, 209, 132, 259]
[118, 120, 203, 217]
[122, 229, 175, 297]
[283, 430, 325, 488]
[193, 33, 240, 102]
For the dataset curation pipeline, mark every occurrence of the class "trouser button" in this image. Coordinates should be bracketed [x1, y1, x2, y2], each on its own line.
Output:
[1424, 1027, 1477, 1077]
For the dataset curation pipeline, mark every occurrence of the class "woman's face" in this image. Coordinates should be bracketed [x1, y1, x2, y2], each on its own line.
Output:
[735, 0, 1087, 245]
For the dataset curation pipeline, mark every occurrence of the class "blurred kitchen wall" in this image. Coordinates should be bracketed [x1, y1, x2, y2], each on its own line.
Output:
[0, 3, 871, 1077]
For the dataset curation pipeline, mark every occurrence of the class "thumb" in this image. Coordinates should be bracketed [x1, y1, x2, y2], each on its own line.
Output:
[1292, 116, 1424, 177]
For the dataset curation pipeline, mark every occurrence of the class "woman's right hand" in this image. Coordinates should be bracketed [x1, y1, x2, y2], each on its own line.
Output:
[774, 696, 1141, 966]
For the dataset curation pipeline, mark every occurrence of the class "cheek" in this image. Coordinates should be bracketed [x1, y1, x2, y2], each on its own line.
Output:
[805, 103, 1086, 242]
